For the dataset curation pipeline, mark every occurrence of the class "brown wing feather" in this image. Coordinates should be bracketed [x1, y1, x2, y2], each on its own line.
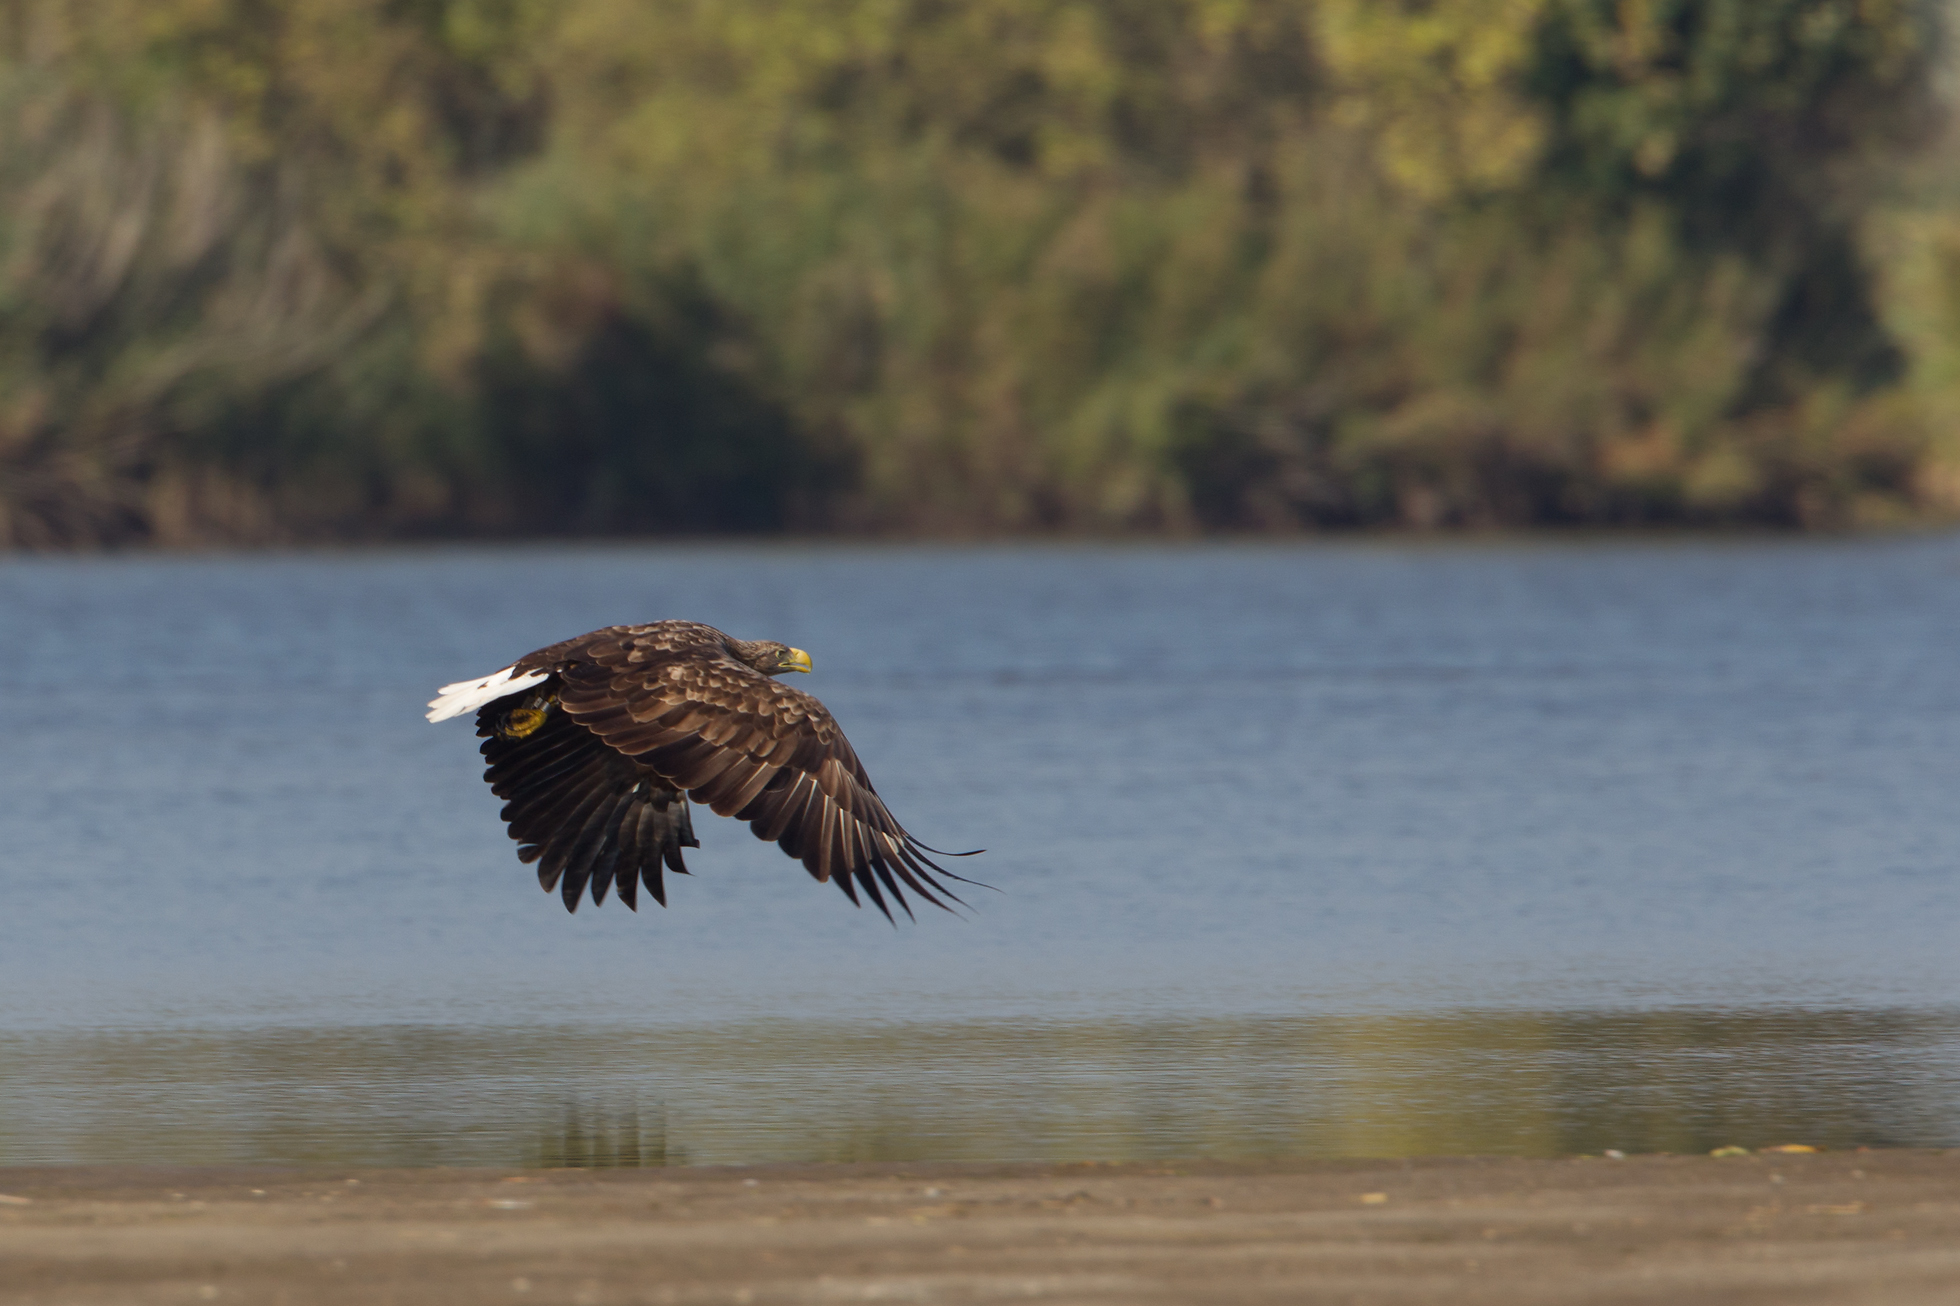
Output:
[525, 621, 968, 920]
[477, 678, 698, 914]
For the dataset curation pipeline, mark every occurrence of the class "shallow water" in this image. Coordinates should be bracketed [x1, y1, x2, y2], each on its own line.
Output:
[3, 1008, 1956, 1167]
[3, 538, 1958, 1164]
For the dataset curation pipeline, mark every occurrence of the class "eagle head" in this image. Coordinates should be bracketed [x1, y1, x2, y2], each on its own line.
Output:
[728, 638, 813, 676]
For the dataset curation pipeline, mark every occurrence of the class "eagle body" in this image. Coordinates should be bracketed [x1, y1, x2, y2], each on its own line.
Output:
[428, 621, 967, 917]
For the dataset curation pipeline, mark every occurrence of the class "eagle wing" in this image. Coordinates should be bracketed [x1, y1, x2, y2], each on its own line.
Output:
[477, 684, 699, 913]
[528, 626, 969, 919]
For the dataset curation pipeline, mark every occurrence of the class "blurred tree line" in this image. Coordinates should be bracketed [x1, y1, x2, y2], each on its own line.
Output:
[1, 0, 1955, 545]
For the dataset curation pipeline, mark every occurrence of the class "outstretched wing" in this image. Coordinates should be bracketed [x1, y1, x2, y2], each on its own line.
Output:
[477, 680, 699, 913]
[541, 629, 972, 920]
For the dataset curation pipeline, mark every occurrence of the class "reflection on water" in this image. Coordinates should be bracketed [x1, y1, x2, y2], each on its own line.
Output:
[3, 1007, 1954, 1167]
[535, 1104, 671, 1169]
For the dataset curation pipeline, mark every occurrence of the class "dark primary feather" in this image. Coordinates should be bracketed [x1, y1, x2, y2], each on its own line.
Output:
[477, 683, 697, 913]
[473, 620, 974, 918]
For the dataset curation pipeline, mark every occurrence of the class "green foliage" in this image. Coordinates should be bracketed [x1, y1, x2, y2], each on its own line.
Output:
[0, 0, 1946, 544]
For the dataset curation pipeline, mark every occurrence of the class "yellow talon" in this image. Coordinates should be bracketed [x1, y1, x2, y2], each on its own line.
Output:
[499, 706, 549, 739]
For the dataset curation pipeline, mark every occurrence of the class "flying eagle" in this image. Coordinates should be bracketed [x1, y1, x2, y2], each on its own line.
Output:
[427, 621, 974, 918]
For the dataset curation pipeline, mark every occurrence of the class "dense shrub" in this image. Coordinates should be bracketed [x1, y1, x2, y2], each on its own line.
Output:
[0, 0, 1948, 544]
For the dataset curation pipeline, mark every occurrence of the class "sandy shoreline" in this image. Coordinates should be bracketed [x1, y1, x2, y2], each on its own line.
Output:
[2, 1151, 1957, 1304]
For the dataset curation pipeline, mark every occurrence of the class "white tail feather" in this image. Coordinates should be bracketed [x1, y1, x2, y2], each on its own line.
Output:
[426, 665, 549, 723]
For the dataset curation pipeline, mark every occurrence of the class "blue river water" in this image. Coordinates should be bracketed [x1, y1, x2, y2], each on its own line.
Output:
[1, 537, 1957, 1165]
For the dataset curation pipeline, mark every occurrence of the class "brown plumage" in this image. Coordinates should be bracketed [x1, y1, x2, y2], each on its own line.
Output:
[428, 621, 976, 917]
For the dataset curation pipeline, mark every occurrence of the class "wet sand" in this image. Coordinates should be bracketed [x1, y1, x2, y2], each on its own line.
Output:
[2, 1151, 1957, 1304]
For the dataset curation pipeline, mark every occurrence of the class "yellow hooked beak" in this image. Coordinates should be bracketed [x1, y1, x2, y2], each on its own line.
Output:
[778, 647, 813, 674]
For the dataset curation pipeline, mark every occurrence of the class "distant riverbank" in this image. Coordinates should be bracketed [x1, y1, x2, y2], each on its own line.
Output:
[6, 2, 1957, 549]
